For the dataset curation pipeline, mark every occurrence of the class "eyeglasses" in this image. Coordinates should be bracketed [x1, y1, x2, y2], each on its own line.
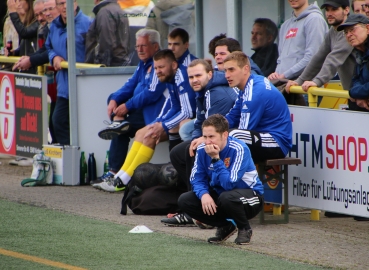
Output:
[361, 4, 369, 9]
[343, 24, 365, 35]
[56, 1, 66, 6]
[135, 44, 148, 50]
[42, 6, 56, 13]
[35, 12, 43, 17]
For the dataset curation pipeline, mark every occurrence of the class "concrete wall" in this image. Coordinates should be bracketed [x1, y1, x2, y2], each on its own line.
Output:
[76, 71, 170, 177]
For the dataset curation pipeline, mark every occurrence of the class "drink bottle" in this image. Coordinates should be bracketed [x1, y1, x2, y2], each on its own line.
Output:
[103, 150, 109, 173]
[87, 153, 97, 183]
[79, 151, 87, 185]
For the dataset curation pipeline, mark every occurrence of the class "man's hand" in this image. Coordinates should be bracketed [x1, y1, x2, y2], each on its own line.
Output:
[13, 56, 31, 71]
[301, 81, 317, 92]
[356, 99, 369, 110]
[113, 103, 129, 117]
[189, 137, 205, 157]
[285, 80, 299, 93]
[144, 122, 164, 144]
[53, 56, 65, 71]
[107, 100, 117, 118]
[204, 144, 220, 159]
[268, 72, 285, 80]
[201, 193, 217, 215]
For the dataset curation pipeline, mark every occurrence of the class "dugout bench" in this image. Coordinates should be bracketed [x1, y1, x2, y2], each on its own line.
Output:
[257, 157, 302, 224]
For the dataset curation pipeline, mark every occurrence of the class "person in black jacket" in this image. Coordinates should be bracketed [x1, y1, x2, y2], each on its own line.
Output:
[85, 0, 130, 66]
[13, 0, 60, 71]
[250, 18, 279, 77]
[7, 0, 39, 73]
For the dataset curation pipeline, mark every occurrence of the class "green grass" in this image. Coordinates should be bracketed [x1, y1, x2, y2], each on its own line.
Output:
[0, 199, 325, 270]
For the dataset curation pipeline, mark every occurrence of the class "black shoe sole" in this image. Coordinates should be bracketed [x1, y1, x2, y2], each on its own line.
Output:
[98, 123, 130, 140]
[208, 228, 237, 244]
[161, 222, 196, 227]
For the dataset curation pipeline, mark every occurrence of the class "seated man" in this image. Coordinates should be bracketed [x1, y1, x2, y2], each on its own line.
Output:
[95, 49, 196, 192]
[168, 27, 197, 67]
[224, 52, 292, 163]
[178, 114, 264, 245]
[95, 29, 167, 184]
[162, 59, 238, 226]
[214, 38, 263, 75]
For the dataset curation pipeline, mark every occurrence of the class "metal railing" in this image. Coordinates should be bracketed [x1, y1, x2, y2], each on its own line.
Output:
[289, 85, 349, 107]
[0, 56, 103, 76]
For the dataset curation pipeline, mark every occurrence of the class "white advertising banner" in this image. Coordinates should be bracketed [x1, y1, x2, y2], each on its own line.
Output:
[288, 106, 369, 217]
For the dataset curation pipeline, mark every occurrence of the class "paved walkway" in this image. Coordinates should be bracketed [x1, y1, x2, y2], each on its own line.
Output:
[0, 156, 368, 269]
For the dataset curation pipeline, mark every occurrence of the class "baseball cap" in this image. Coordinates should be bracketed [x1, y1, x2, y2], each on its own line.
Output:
[337, 14, 369, 31]
[320, 0, 350, 9]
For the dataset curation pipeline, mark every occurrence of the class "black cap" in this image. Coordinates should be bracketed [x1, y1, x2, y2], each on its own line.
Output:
[337, 14, 369, 31]
[320, 0, 350, 9]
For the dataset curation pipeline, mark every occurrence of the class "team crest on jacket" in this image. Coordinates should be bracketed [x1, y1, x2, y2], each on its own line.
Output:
[224, 157, 230, 168]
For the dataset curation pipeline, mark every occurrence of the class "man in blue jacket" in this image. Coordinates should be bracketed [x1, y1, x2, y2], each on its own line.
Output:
[224, 52, 292, 163]
[161, 59, 238, 227]
[96, 49, 196, 192]
[45, 0, 92, 145]
[94, 29, 168, 186]
[178, 114, 264, 245]
[168, 28, 197, 67]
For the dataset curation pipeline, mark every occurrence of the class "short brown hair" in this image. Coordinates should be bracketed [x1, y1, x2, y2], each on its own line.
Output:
[188, 59, 213, 73]
[168, 28, 189, 44]
[153, 49, 177, 62]
[202, 114, 229, 133]
[215, 38, 242, 53]
[223, 51, 250, 69]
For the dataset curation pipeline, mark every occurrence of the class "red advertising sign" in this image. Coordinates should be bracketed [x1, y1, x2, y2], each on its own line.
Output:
[0, 71, 47, 158]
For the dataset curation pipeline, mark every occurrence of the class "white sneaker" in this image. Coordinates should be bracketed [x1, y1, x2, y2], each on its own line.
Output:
[93, 179, 124, 192]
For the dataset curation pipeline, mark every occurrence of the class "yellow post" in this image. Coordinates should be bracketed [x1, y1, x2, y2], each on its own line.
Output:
[273, 204, 282, 216]
[307, 91, 318, 107]
[37, 65, 45, 76]
[311, 210, 320, 220]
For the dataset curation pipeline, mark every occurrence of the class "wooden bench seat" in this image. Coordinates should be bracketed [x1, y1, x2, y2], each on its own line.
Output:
[257, 157, 302, 224]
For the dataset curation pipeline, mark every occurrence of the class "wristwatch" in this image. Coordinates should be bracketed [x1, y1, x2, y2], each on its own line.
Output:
[211, 158, 221, 164]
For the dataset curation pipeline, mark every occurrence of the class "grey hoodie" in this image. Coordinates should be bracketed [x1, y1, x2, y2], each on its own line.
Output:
[276, 4, 328, 79]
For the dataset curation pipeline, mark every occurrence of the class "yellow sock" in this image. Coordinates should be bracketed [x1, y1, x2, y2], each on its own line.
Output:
[121, 141, 142, 171]
[125, 144, 155, 177]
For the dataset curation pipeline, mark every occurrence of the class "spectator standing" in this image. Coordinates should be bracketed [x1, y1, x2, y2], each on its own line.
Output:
[361, 0, 369, 17]
[250, 18, 279, 77]
[351, 0, 366, 14]
[268, 0, 328, 80]
[7, 0, 39, 73]
[286, 0, 355, 95]
[45, 0, 92, 145]
[85, 0, 130, 66]
[178, 114, 264, 245]
[338, 14, 369, 112]
[13, 0, 60, 144]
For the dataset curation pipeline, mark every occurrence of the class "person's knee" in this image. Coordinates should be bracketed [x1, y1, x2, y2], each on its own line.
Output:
[178, 191, 193, 210]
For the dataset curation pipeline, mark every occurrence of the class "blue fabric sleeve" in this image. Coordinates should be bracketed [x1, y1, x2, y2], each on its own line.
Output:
[190, 150, 211, 199]
[108, 67, 140, 104]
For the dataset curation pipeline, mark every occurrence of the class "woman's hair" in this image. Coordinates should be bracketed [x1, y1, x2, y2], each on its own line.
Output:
[21, 0, 36, 26]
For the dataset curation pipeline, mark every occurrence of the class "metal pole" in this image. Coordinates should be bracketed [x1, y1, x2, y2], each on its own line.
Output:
[195, 0, 204, 58]
[66, 0, 78, 146]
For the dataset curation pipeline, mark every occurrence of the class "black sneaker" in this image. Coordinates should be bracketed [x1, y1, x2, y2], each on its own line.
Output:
[207, 222, 237, 244]
[235, 228, 252, 245]
[98, 120, 130, 140]
[161, 213, 195, 227]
